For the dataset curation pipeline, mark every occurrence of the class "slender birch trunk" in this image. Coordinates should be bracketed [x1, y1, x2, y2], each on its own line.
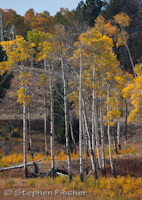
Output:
[49, 65, 55, 179]
[61, 53, 72, 182]
[31, 55, 33, 68]
[44, 84, 48, 155]
[44, 59, 47, 69]
[92, 63, 102, 174]
[125, 43, 137, 77]
[120, 28, 136, 78]
[125, 98, 128, 154]
[69, 112, 76, 154]
[28, 106, 33, 157]
[79, 44, 84, 182]
[112, 127, 118, 154]
[117, 104, 121, 150]
[116, 97, 121, 150]
[82, 99, 98, 180]
[23, 86, 28, 178]
[100, 75, 106, 177]
[107, 84, 116, 178]
[82, 112, 88, 175]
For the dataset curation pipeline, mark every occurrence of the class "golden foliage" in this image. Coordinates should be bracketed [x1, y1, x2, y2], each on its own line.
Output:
[122, 63, 142, 122]
[114, 12, 131, 27]
[116, 31, 129, 48]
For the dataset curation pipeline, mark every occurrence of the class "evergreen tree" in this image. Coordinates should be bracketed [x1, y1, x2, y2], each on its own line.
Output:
[0, 71, 13, 101]
[73, 0, 103, 26]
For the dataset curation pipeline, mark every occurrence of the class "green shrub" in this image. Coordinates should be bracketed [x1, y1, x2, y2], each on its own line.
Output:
[5, 136, 9, 141]
[13, 131, 20, 138]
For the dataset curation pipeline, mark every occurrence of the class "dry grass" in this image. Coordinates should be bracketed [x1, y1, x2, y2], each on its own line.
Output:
[2, 175, 142, 199]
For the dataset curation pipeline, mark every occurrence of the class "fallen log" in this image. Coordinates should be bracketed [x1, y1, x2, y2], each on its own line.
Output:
[85, 171, 92, 180]
[56, 172, 69, 177]
[0, 158, 45, 172]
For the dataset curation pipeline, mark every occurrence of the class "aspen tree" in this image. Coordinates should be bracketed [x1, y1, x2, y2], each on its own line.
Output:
[92, 62, 102, 173]
[80, 28, 113, 176]
[82, 98, 98, 180]
[79, 42, 84, 182]
[28, 105, 33, 157]
[114, 12, 137, 78]
[49, 63, 55, 179]
[79, 29, 103, 176]
[122, 63, 142, 147]
[82, 110, 88, 175]
[51, 25, 72, 182]
[0, 36, 35, 178]
[29, 30, 56, 179]
[105, 84, 118, 178]
[17, 72, 31, 178]
[61, 46, 72, 182]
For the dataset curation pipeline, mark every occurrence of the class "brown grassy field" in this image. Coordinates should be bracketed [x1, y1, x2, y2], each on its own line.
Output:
[0, 118, 142, 200]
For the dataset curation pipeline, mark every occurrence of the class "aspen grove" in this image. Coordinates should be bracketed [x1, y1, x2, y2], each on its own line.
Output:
[0, 9, 142, 184]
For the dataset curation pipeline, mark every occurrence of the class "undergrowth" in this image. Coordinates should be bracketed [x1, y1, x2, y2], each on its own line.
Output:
[4, 175, 141, 199]
[49, 175, 142, 199]
[1, 145, 142, 165]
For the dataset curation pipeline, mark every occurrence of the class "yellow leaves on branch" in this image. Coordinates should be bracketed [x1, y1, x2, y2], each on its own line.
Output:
[104, 97, 120, 126]
[0, 35, 36, 75]
[134, 63, 142, 76]
[0, 61, 12, 75]
[104, 110, 120, 126]
[114, 12, 131, 27]
[116, 31, 129, 48]
[122, 63, 142, 122]
[104, 22, 119, 37]
[122, 84, 135, 98]
[20, 71, 31, 84]
[94, 15, 106, 34]
[17, 87, 30, 106]
[17, 72, 32, 106]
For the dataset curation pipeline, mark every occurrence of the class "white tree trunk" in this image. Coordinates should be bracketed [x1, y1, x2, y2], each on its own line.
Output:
[116, 101, 121, 150]
[49, 65, 55, 179]
[92, 63, 102, 174]
[82, 98, 98, 180]
[69, 112, 76, 154]
[79, 44, 84, 182]
[82, 112, 88, 175]
[100, 75, 106, 177]
[125, 98, 128, 154]
[107, 84, 116, 178]
[23, 97, 28, 178]
[28, 106, 33, 157]
[61, 54, 72, 182]
[44, 84, 48, 155]
[44, 59, 47, 69]
[125, 43, 137, 77]
[31, 56, 33, 68]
